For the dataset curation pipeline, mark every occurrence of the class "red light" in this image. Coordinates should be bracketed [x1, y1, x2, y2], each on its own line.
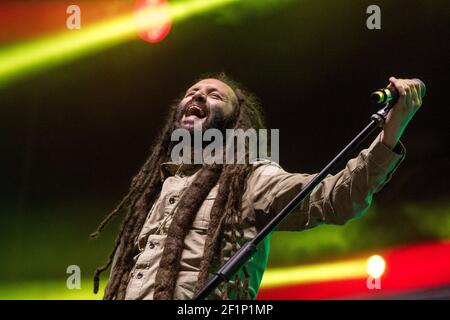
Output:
[134, 0, 172, 43]
[257, 240, 450, 299]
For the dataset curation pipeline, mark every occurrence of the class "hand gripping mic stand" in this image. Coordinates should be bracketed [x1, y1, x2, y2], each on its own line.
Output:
[193, 101, 394, 300]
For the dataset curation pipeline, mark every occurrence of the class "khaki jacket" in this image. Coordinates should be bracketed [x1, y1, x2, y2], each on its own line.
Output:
[123, 133, 405, 299]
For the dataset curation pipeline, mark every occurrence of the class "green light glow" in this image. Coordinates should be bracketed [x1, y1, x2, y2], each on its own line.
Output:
[0, 0, 238, 87]
[260, 257, 369, 288]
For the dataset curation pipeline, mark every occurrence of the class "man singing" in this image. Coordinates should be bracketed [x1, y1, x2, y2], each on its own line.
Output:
[92, 73, 423, 300]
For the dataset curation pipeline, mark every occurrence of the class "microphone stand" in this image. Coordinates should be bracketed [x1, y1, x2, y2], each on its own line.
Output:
[193, 102, 393, 300]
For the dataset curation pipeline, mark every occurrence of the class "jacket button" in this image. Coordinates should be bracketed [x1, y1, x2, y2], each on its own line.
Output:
[168, 196, 176, 204]
[136, 273, 143, 279]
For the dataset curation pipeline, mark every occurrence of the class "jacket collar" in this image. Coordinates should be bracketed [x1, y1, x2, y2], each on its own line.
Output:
[160, 162, 202, 180]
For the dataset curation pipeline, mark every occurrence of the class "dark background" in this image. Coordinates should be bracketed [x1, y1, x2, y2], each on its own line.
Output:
[0, 0, 448, 296]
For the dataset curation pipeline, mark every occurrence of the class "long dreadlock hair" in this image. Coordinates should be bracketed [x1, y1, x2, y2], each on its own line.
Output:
[91, 72, 266, 300]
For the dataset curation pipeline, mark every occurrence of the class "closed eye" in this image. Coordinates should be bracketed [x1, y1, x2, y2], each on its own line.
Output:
[210, 92, 223, 100]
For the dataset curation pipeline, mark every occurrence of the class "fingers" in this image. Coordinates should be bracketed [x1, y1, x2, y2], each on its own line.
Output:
[389, 76, 422, 109]
[389, 77, 407, 108]
[405, 82, 413, 106]
[389, 76, 406, 97]
[408, 80, 421, 109]
[412, 80, 423, 107]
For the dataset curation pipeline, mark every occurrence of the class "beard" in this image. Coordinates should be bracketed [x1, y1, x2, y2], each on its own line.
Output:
[170, 101, 237, 160]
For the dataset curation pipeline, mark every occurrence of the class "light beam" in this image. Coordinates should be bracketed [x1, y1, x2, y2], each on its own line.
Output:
[0, 0, 238, 87]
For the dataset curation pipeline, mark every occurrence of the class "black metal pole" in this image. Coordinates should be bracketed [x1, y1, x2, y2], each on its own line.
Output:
[193, 103, 393, 300]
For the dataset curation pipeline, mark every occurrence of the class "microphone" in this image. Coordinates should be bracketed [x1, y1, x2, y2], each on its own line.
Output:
[370, 78, 426, 105]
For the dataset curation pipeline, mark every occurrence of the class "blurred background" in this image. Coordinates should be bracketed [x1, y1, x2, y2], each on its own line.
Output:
[0, 0, 449, 299]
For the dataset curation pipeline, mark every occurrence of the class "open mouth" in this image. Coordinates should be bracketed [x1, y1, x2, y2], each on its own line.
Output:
[185, 104, 207, 119]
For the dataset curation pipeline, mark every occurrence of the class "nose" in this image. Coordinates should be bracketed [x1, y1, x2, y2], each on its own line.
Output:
[192, 91, 206, 104]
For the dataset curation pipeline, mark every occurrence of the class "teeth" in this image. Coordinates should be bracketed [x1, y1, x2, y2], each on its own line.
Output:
[186, 105, 205, 117]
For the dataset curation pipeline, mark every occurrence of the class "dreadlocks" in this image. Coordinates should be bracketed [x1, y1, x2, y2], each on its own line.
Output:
[91, 72, 266, 300]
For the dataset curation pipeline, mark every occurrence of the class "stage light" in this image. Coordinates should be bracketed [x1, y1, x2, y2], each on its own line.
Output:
[0, 0, 238, 87]
[366, 255, 386, 278]
[260, 258, 368, 288]
[134, 0, 172, 43]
